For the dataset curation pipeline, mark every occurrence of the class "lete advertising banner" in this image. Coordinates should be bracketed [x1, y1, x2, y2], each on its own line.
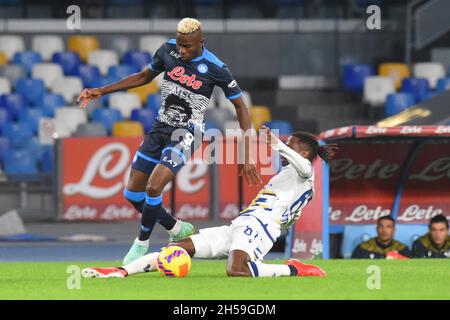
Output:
[59, 137, 209, 221]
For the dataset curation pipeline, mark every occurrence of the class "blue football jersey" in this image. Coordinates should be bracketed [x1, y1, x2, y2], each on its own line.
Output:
[148, 39, 242, 132]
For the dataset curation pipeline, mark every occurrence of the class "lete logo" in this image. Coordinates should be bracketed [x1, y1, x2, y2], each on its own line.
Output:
[167, 66, 203, 90]
[63, 143, 131, 199]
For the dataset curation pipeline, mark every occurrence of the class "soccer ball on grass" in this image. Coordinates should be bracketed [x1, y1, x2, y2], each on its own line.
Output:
[157, 245, 192, 277]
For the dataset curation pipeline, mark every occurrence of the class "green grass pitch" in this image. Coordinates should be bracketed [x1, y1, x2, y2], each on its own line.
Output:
[1, 259, 449, 300]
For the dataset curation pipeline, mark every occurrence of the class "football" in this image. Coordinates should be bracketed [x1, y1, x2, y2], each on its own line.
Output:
[157, 246, 192, 278]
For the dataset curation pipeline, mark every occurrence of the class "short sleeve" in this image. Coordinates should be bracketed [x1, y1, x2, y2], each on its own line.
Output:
[148, 44, 165, 74]
[216, 65, 242, 100]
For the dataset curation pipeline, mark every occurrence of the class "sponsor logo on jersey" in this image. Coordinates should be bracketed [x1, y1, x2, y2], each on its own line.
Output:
[170, 51, 181, 59]
[197, 63, 208, 74]
[167, 66, 203, 90]
[228, 80, 237, 88]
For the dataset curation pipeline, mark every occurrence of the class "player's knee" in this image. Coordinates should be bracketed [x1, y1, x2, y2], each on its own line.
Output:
[145, 184, 163, 197]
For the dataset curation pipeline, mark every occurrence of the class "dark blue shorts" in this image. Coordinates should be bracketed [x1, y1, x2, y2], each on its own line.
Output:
[131, 120, 203, 175]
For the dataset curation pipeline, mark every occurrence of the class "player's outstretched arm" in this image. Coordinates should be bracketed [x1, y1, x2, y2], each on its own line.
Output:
[261, 125, 312, 178]
[76, 67, 159, 109]
[231, 96, 262, 186]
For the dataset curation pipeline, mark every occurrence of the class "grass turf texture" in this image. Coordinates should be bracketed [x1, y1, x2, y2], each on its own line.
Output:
[1, 259, 449, 300]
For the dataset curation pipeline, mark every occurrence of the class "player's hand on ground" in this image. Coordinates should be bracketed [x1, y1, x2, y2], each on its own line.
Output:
[76, 88, 102, 109]
[239, 162, 262, 187]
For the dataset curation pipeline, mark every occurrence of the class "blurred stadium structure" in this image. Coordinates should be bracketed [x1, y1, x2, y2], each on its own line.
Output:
[0, 0, 449, 260]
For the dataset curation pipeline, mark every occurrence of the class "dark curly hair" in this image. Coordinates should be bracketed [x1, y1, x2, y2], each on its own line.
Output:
[292, 131, 338, 164]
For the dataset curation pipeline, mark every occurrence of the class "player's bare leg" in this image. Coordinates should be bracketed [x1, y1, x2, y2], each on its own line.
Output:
[227, 250, 326, 278]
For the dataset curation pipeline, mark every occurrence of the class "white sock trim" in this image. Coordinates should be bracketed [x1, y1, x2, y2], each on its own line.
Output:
[134, 237, 149, 247]
[168, 219, 181, 237]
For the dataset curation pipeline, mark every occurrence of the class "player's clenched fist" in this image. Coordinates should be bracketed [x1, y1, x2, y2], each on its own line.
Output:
[76, 88, 102, 109]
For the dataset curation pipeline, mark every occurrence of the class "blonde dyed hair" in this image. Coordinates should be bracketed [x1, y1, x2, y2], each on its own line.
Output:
[177, 18, 202, 34]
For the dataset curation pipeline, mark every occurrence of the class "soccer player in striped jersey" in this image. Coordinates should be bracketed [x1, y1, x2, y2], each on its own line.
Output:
[82, 127, 337, 278]
[77, 18, 261, 265]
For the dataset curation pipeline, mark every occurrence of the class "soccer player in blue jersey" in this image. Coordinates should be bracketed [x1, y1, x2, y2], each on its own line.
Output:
[77, 18, 262, 265]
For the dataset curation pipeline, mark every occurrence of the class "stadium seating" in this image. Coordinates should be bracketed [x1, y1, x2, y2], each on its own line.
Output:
[68, 35, 100, 63]
[38, 117, 56, 144]
[400, 78, 430, 102]
[123, 50, 152, 70]
[0, 35, 25, 60]
[146, 93, 160, 114]
[107, 64, 139, 81]
[0, 93, 26, 120]
[50, 76, 83, 104]
[343, 63, 374, 92]
[222, 120, 242, 136]
[4, 149, 38, 175]
[32, 63, 64, 88]
[250, 105, 272, 130]
[18, 108, 44, 135]
[363, 76, 395, 106]
[73, 122, 108, 137]
[204, 108, 236, 132]
[130, 108, 156, 133]
[3, 122, 33, 148]
[88, 50, 119, 75]
[39, 145, 54, 174]
[378, 63, 410, 90]
[16, 79, 46, 105]
[54, 107, 88, 137]
[92, 108, 123, 135]
[109, 36, 133, 59]
[77, 64, 101, 88]
[394, 225, 429, 249]
[436, 78, 450, 93]
[384, 93, 415, 117]
[0, 136, 9, 163]
[12, 51, 42, 75]
[0, 64, 26, 88]
[218, 90, 253, 111]
[0, 108, 9, 135]
[0, 77, 11, 95]
[37, 93, 66, 117]
[109, 92, 141, 118]
[128, 81, 159, 104]
[32, 35, 64, 62]
[139, 35, 168, 55]
[52, 51, 82, 76]
[413, 62, 446, 89]
[112, 121, 144, 138]
[263, 120, 293, 136]
[0, 52, 7, 65]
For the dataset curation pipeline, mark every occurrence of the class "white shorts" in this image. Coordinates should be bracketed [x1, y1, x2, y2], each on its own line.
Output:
[190, 215, 275, 261]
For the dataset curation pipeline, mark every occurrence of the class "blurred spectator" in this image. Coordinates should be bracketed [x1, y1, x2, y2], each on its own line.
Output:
[412, 215, 450, 258]
[352, 216, 411, 259]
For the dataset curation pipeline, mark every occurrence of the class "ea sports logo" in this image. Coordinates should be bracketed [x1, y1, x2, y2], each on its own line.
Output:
[197, 63, 208, 74]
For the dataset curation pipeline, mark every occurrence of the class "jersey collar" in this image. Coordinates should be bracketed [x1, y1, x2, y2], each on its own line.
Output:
[191, 46, 207, 62]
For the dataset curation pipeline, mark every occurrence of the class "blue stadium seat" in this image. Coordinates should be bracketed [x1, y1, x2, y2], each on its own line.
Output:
[92, 77, 118, 106]
[108, 64, 139, 81]
[4, 149, 38, 176]
[130, 108, 156, 133]
[0, 108, 10, 135]
[263, 120, 293, 136]
[0, 93, 26, 121]
[394, 225, 428, 250]
[123, 50, 152, 70]
[401, 77, 430, 102]
[16, 79, 46, 106]
[146, 93, 160, 114]
[52, 52, 81, 76]
[384, 93, 415, 117]
[18, 108, 44, 135]
[39, 145, 54, 174]
[0, 136, 9, 164]
[342, 225, 377, 258]
[77, 64, 101, 88]
[3, 122, 33, 148]
[92, 108, 123, 135]
[12, 51, 42, 75]
[37, 93, 66, 117]
[343, 63, 374, 92]
[436, 78, 450, 93]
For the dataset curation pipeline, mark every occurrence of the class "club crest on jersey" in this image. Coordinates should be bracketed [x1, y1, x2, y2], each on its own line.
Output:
[197, 63, 208, 74]
[167, 66, 203, 90]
